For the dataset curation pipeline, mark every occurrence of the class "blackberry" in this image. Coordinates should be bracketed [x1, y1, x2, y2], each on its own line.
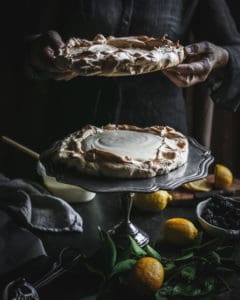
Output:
[207, 201, 215, 209]
[202, 213, 211, 223]
[216, 216, 226, 227]
[204, 208, 214, 218]
[209, 218, 219, 227]
[234, 208, 240, 218]
[235, 220, 240, 229]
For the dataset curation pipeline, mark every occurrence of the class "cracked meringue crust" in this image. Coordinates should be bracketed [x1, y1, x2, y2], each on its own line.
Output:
[54, 34, 185, 79]
[48, 124, 188, 178]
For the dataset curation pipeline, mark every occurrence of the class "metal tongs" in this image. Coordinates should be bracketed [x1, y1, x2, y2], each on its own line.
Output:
[3, 247, 83, 300]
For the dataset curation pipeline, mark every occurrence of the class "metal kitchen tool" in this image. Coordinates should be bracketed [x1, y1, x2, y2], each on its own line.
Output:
[3, 247, 82, 300]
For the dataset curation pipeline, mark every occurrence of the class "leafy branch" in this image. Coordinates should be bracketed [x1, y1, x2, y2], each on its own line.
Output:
[75, 229, 239, 300]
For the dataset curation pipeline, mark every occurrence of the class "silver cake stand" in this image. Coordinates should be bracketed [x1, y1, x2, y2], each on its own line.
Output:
[40, 137, 214, 247]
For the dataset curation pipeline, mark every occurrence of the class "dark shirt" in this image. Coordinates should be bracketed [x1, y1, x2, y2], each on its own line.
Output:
[25, 0, 240, 144]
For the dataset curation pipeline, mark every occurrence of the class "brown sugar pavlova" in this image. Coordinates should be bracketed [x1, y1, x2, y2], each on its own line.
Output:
[42, 124, 188, 179]
[54, 34, 185, 79]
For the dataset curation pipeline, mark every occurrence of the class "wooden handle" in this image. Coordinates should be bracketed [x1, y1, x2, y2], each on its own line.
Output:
[1, 136, 39, 160]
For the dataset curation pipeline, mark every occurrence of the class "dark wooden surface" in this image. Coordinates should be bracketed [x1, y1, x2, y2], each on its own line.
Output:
[37, 193, 198, 257]
[1, 189, 240, 299]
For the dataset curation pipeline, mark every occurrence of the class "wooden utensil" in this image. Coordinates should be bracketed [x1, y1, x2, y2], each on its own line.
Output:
[1, 136, 39, 160]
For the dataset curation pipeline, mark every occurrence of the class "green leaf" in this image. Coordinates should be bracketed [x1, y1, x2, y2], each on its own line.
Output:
[221, 258, 240, 271]
[216, 266, 235, 273]
[155, 293, 168, 300]
[144, 244, 162, 260]
[129, 236, 147, 257]
[199, 238, 223, 254]
[171, 280, 215, 297]
[203, 277, 216, 293]
[180, 265, 196, 282]
[105, 232, 117, 268]
[216, 246, 234, 257]
[155, 285, 174, 297]
[172, 284, 187, 296]
[173, 252, 194, 262]
[182, 237, 222, 256]
[92, 230, 117, 274]
[79, 294, 99, 300]
[209, 251, 221, 264]
[163, 261, 176, 272]
[111, 259, 136, 276]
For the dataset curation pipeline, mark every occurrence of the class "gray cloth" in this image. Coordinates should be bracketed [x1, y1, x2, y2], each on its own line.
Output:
[0, 210, 46, 276]
[0, 174, 83, 232]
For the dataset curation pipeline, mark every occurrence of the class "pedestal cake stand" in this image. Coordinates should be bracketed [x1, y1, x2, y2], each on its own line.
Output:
[39, 137, 214, 247]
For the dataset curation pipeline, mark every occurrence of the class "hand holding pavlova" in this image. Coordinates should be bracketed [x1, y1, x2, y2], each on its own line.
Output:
[163, 41, 229, 87]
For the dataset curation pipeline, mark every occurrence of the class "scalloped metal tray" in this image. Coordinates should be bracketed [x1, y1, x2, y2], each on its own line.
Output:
[39, 137, 214, 193]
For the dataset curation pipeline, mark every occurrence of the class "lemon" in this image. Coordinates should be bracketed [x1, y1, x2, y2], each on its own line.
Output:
[132, 257, 165, 295]
[133, 191, 172, 212]
[163, 218, 198, 246]
[214, 164, 233, 189]
[182, 178, 212, 192]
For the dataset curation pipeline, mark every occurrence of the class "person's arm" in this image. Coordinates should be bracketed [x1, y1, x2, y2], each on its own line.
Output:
[25, 30, 74, 80]
[163, 0, 240, 112]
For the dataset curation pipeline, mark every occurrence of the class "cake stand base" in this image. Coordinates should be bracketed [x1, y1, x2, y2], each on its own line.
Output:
[109, 192, 149, 247]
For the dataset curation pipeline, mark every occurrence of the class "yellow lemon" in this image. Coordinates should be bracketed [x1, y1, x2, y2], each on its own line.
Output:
[163, 218, 198, 246]
[214, 164, 233, 189]
[182, 178, 212, 192]
[132, 257, 165, 295]
[133, 191, 172, 212]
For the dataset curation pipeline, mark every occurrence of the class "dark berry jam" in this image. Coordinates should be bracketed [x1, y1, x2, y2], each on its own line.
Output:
[201, 195, 240, 230]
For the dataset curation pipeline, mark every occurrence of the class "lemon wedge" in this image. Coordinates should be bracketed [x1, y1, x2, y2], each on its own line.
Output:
[182, 178, 212, 192]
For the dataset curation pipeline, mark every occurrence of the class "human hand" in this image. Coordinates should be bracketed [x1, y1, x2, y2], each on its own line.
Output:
[26, 30, 73, 80]
[163, 42, 229, 87]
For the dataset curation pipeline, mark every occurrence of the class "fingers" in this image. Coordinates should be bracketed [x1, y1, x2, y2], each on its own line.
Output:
[169, 57, 212, 77]
[43, 46, 55, 59]
[163, 57, 212, 87]
[162, 70, 187, 87]
[185, 42, 212, 56]
[164, 41, 229, 87]
[28, 31, 66, 74]
[33, 45, 59, 73]
[163, 69, 202, 87]
[44, 30, 65, 54]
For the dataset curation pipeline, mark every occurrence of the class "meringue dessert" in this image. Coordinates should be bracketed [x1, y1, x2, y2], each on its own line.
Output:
[45, 124, 188, 179]
[54, 34, 185, 79]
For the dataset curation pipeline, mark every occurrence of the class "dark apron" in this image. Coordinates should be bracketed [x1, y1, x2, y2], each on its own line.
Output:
[38, 0, 199, 145]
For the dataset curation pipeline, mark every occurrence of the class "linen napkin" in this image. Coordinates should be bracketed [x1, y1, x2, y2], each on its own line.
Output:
[0, 210, 47, 277]
[0, 174, 83, 232]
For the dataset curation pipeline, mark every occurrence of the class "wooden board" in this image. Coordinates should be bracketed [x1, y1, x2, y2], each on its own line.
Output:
[170, 174, 240, 206]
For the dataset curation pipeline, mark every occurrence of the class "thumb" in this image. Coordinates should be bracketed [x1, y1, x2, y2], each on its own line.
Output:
[185, 42, 211, 56]
[45, 30, 65, 54]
